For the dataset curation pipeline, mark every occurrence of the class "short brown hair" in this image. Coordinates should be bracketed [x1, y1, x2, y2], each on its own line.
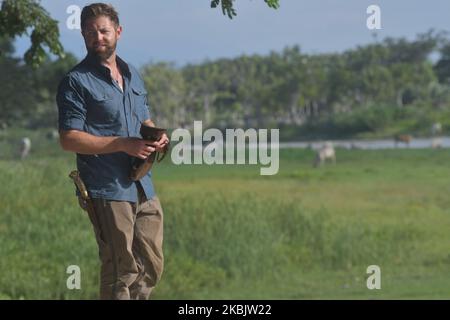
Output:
[81, 3, 120, 30]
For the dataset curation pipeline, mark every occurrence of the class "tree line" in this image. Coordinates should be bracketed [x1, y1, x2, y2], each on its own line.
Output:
[141, 30, 450, 139]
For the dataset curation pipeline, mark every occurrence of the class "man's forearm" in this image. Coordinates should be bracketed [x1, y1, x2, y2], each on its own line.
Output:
[60, 130, 125, 155]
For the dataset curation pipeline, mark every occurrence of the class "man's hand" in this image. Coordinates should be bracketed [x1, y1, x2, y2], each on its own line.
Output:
[149, 133, 170, 153]
[121, 137, 156, 159]
[141, 120, 170, 153]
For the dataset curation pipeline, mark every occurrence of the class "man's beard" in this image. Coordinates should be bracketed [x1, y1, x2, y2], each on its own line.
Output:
[87, 41, 117, 60]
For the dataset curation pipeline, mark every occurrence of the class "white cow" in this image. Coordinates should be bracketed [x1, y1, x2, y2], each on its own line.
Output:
[20, 137, 31, 160]
[431, 122, 442, 136]
[431, 138, 443, 149]
[313, 142, 336, 167]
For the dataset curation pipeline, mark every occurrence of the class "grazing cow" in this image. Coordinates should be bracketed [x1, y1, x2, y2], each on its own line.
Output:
[431, 122, 442, 137]
[20, 137, 31, 160]
[313, 142, 336, 167]
[394, 134, 412, 148]
[431, 138, 443, 149]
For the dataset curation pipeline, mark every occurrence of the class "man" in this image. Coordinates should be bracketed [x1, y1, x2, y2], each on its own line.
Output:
[56, 3, 169, 300]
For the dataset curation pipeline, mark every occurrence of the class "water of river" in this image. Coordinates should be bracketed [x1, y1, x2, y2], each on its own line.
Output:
[279, 137, 449, 150]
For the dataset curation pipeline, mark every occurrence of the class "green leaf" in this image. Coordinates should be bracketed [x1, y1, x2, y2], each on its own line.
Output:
[210, 0, 280, 19]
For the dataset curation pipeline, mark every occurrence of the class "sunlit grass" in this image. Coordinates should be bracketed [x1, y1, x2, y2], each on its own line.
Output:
[1, 132, 450, 299]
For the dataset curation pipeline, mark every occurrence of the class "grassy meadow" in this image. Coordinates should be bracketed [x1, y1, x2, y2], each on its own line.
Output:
[1, 129, 450, 299]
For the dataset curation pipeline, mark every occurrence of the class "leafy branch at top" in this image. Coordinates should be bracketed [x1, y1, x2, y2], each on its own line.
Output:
[0, 0, 64, 68]
[211, 0, 280, 19]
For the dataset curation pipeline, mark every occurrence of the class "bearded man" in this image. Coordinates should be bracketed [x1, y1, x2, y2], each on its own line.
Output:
[56, 3, 169, 300]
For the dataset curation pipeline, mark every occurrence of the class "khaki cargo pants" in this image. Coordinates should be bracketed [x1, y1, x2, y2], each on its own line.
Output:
[87, 185, 164, 300]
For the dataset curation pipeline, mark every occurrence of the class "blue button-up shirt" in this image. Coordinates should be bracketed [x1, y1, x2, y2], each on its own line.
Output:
[57, 54, 155, 203]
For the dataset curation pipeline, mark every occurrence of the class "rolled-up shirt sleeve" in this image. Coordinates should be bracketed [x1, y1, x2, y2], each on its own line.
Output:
[56, 76, 87, 131]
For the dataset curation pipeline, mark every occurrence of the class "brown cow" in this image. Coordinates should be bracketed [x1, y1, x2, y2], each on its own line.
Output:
[394, 134, 412, 148]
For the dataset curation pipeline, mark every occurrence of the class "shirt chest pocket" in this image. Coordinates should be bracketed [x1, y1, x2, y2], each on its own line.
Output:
[131, 87, 150, 122]
[88, 91, 121, 124]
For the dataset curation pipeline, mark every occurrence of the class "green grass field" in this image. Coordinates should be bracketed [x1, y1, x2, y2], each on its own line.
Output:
[1, 130, 450, 299]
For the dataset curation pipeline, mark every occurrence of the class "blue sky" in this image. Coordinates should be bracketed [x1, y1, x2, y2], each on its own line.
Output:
[13, 0, 450, 67]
